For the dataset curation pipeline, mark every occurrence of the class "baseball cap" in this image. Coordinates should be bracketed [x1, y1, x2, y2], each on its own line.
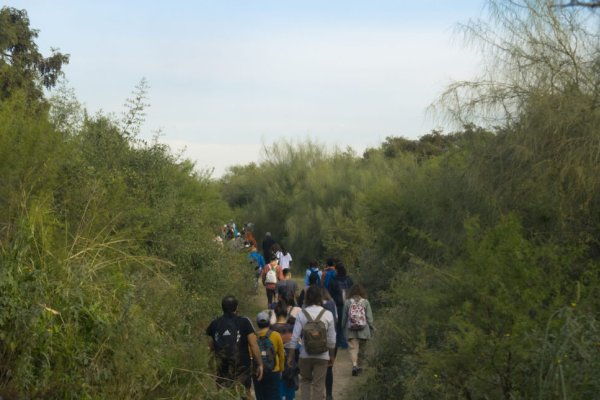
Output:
[256, 311, 270, 324]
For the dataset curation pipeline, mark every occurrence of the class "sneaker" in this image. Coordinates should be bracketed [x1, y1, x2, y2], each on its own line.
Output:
[352, 366, 358, 376]
[356, 367, 363, 375]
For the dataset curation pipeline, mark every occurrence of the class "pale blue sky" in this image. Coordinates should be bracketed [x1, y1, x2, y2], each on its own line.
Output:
[7, 1, 485, 177]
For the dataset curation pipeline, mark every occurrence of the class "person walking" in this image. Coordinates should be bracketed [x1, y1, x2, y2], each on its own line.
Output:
[276, 245, 293, 271]
[341, 284, 374, 376]
[288, 286, 336, 400]
[276, 268, 298, 304]
[262, 232, 276, 264]
[303, 260, 322, 288]
[262, 255, 284, 309]
[328, 262, 353, 349]
[206, 295, 263, 400]
[321, 288, 338, 400]
[271, 302, 298, 400]
[249, 245, 266, 293]
[253, 311, 285, 400]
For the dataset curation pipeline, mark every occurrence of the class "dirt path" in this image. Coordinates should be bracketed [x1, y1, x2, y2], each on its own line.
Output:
[247, 280, 362, 400]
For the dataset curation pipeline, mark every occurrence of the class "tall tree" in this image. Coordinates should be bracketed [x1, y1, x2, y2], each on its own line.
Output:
[0, 7, 69, 103]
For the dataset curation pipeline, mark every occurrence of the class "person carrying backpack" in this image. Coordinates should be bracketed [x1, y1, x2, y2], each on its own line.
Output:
[206, 295, 264, 400]
[328, 261, 353, 349]
[341, 284, 374, 377]
[262, 254, 284, 309]
[322, 258, 337, 290]
[253, 311, 285, 400]
[248, 245, 266, 293]
[271, 301, 298, 400]
[287, 286, 336, 400]
[304, 260, 322, 288]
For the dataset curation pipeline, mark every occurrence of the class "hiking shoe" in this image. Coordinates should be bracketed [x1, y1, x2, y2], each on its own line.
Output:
[352, 366, 358, 376]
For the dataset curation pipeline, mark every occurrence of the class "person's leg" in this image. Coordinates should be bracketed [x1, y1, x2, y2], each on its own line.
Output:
[256, 370, 278, 400]
[336, 305, 348, 349]
[298, 358, 313, 400]
[310, 359, 329, 400]
[266, 287, 274, 308]
[348, 339, 359, 367]
[357, 338, 368, 372]
[325, 346, 336, 398]
[252, 375, 262, 399]
[325, 365, 333, 398]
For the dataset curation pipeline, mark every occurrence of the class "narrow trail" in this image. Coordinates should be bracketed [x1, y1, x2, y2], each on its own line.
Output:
[246, 277, 366, 400]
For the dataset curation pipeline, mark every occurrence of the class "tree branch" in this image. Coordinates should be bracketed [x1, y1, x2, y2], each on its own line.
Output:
[554, 0, 600, 8]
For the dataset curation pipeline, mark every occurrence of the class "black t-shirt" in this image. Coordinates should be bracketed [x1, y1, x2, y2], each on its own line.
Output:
[206, 314, 255, 366]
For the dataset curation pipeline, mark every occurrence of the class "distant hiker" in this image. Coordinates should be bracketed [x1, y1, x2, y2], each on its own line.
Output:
[304, 260, 322, 288]
[297, 270, 320, 308]
[276, 245, 293, 271]
[253, 311, 285, 400]
[321, 287, 338, 400]
[249, 245, 266, 292]
[271, 302, 298, 400]
[244, 230, 257, 248]
[342, 284, 374, 376]
[276, 268, 298, 303]
[328, 261, 353, 349]
[270, 294, 302, 326]
[288, 286, 336, 400]
[262, 232, 276, 263]
[206, 295, 263, 399]
[262, 254, 284, 309]
[322, 258, 337, 290]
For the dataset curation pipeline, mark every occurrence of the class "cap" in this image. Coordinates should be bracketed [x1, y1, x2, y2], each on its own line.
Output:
[257, 311, 270, 324]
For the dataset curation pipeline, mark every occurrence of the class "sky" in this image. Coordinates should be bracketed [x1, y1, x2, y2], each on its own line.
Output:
[6, 0, 485, 177]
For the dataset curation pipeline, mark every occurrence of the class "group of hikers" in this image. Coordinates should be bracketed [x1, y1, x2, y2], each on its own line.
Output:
[206, 230, 375, 400]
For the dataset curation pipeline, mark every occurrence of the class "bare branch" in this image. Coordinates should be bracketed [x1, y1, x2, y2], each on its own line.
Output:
[554, 0, 600, 8]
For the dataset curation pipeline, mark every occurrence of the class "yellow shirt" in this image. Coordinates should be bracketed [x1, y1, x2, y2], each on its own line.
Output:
[256, 328, 285, 372]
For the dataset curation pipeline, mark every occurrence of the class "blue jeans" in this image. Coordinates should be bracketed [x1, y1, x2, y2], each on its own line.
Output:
[253, 369, 280, 400]
[279, 375, 296, 399]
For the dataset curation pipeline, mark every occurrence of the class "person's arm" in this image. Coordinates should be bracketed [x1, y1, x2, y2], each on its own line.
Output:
[287, 314, 303, 367]
[247, 333, 264, 381]
[366, 300, 375, 331]
[326, 310, 336, 366]
[341, 300, 349, 329]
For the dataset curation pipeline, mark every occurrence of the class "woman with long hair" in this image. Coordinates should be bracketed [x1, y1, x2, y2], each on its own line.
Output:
[341, 284, 374, 376]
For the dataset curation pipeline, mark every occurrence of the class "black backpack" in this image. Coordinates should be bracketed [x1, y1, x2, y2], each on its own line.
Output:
[308, 268, 321, 286]
[213, 316, 241, 363]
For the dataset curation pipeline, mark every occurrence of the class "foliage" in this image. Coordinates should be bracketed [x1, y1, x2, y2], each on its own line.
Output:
[0, 7, 69, 105]
[0, 75, 247, 399]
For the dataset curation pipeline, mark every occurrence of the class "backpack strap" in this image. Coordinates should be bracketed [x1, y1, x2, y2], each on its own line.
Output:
[302, 309, 313, 322]
[303, 307, 326, 323]
[315, 308, 326, 322]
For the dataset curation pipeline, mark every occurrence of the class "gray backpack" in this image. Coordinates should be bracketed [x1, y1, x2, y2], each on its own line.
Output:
[302, 308, 328, 354]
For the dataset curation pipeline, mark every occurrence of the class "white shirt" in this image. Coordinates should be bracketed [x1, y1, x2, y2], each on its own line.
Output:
[277, 251, 293, 269]
[289, 305, 336, 360]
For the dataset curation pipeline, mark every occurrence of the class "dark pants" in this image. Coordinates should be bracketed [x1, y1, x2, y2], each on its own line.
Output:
[216, 360, 252, 390]
[325, 347, 338, 397]
[266, 287, 276, 309]
[253, 369, 280, 400]
[335, 304, 348, 348]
